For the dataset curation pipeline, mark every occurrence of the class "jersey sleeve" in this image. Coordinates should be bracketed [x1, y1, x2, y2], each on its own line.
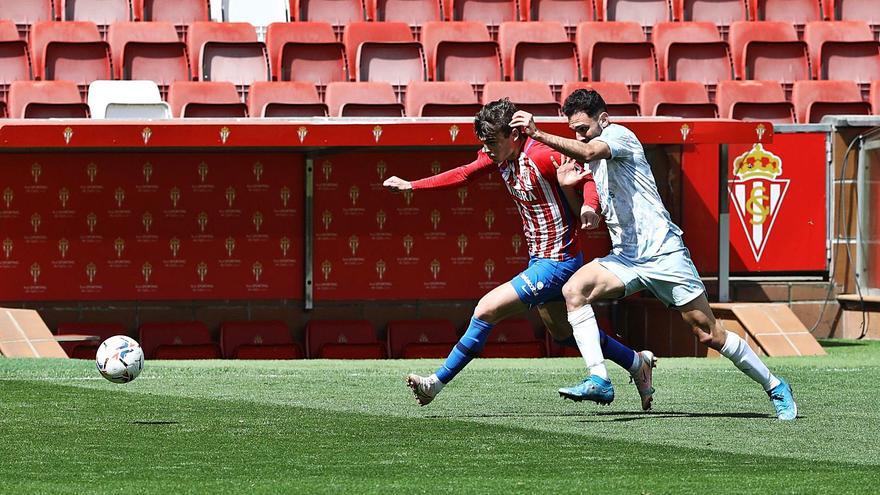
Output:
[593, 124, 642, 160]
[581, 175, 600, 212]
[410, 150, 494, 190]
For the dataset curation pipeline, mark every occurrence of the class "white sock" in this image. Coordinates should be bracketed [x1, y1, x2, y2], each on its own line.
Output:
[719, 332, 780, 392]
[568, 304, 608, 380]
[627, 352, 642, 374]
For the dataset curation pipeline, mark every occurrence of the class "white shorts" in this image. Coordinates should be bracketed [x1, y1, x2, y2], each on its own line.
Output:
[597, 235, 706, 308]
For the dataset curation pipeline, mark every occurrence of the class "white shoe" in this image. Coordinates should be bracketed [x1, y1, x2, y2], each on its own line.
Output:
[629, 350, 657, 411]
[406, 374, 441, 406]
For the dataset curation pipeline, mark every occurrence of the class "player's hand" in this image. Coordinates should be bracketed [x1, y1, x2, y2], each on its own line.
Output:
[580, 205, 600, 230]
[551, 155, 589, 187]
[383, 176, 412, 192]
[510, 110, 538, 138]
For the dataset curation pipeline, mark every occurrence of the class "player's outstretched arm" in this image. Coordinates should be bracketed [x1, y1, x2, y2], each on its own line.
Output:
[510, 110, 610, 163]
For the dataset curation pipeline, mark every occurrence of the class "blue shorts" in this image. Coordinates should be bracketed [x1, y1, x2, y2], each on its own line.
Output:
[510, 253, 584, 306]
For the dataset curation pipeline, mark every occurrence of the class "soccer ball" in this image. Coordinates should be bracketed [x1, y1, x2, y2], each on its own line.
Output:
[95, 335, 144, 383]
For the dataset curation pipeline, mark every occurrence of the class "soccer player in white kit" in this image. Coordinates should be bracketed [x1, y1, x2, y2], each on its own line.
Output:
[510, 89, 798, 420]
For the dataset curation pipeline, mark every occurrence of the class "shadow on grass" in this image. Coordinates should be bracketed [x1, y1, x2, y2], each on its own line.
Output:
[131, 421, 180, 425]
[818, 340, 869, 348]
[578, 410, 783, 422]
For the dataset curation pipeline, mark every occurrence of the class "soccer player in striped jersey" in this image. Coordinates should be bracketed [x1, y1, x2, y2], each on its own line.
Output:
[510, 89, 797, 420]
[382, 98, 656, 408]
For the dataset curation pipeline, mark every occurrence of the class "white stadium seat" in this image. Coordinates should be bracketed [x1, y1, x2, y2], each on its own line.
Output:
[223, 0, 290, 40]
[87, 80, 171, 119]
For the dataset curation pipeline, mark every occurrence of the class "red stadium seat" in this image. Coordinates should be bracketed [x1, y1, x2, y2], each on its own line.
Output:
[638, 80, 717, 117]
[0, 0, 54, 38]
[652, 22, 732, 86]
[0, 20, 32, 89]
[56, 322, 126, 360]
[602, 0, 671, 30]
[187, 21, 270, 88]
[265, 22, 347, 87]
[367, 0, 443, 29]
[482, 81, 560, 115]
[836, 0, 880, 32]
[792, 79, 871, 123]
[450, 0, 519, 37]
[62, 0, 131, 32]
[525, 0, 596, 36]
[729, 21, 810, 86]
[29, 21, 111, 86]
[404, 80, 480, 116]
[715, 80, 795, 122]
[497, 21, 579, 90]
[248, 81, 327, 116]
[167, 80, 248, 117]
[673, 0, 748, 34]
[386, 319, 457, 358]
[324, 81, 404, 115]
[804, 21, 880, 85]
[292, 0, 366, 36]
[107, 21, 189, 88]
[872, 80, 880, 115]
[220, 320, 303, 359]
[343, 21, 425, 89]
[480, 319, 545, 358]
[561, 81, 641, 116]
[421, 21, 501, 86]
[139, 321, 221, 360]
[752, 0, 823, 30]
[7, 80, 90, 118]
[305, 319, 385, 359]
[575, 21, 657, 86]
[138, 0, 210, 25]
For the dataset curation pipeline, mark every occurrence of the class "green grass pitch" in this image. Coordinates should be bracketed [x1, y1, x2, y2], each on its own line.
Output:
[2, 340, 880, 494]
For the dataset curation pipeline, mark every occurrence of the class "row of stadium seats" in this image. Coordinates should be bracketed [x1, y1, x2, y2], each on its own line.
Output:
[2, 20, 877, 99]
[56, 319, 566, 360]
[6, 79, 878, 122]
[4, 0, 878, 37]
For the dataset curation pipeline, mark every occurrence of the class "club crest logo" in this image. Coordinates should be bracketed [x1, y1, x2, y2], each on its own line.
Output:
[252, 262, 263, 282]
[457, 234, 467, 255]
[170, 237, 181, 258]
[3, 238, 12, 259]
[143, 162, 153, 183]
[280, 237, 290, 257]
[403, 235, 414, 256]
[430, 259, 440, 280]
[226, 237, 236, 257]
[58, 238, 69, 258]
[376, 259, 387, 280]
[197, 262, 208, 283]
[226, 187, 236, 208]
[322, 260, 332, 280]
[31, 163, 41, 183]
[349, 235, 359, 256]
[729, 144, 790, 262]
[58, 187, 70, 208]
[376, 210, 387, 230]
[142, 262, 152, 283]
[484, 259, 496, 280]
[376, 161, 387, 181]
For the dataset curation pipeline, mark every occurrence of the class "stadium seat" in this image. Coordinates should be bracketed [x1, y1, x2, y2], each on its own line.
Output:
[420, 21, 501, 87]
[0, 20, 33, 91]
[225, 0, 289, 40]
[343, 21, 425, 89]
[751, 0, 823, 31]
[56, 322, 126, 360]
[386, 319, 457, 358]
[872, 80, 880, 115]
[107, 21, 189, 88]
[803, 21, 880, 85]
[324, 81, 404, 115]
[602, 0, 672, 31]
[139, 321, 221, 360]
[561, 81, 641, 116]
[652, 22, 732, 87]
[715, 80, 795, 122]
[220, 320, 303, 359]
[187, 22, 270, 88]
[304, 319, 385, 359]
[167, 80, 248, 117]
[835, 0, 880, 33]
[672, 0, 748, 35]
[0, 0, 54, 38]
[729, 21, 810, 87]
[405, 80, 480, 116]
[575, 21, 657, 86]
[62, 0, 132, 34]
[482, 81, 560, 115]
[87, 80, 170, 118]
[292, 0, 367, 36]
[247, 81, 328, 116]
[7, 80, 90, 118]
[638, 80, 718, 117]
[480, 319, 545, 358]
[138, 0, 210, 26]
[367, 0, 443, 33]
[29, 21, 111, 87]
[497, 21, 579, 90]
[791, 79, 871, 123]
[265, 22, 347, 87]
[450, 0, 519, 37]
[524, 0, 595, 36]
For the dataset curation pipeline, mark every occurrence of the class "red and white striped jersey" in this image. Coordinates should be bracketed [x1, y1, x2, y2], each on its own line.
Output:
[411, 138, 598, 261]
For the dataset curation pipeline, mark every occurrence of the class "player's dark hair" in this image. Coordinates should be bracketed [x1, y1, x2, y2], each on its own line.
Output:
[562, 89, 607, 119]
[474, 98, 518, 140]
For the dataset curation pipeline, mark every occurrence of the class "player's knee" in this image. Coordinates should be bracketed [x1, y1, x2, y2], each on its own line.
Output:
[473, 298, 499, 323]
[562, 280, 590, 308]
